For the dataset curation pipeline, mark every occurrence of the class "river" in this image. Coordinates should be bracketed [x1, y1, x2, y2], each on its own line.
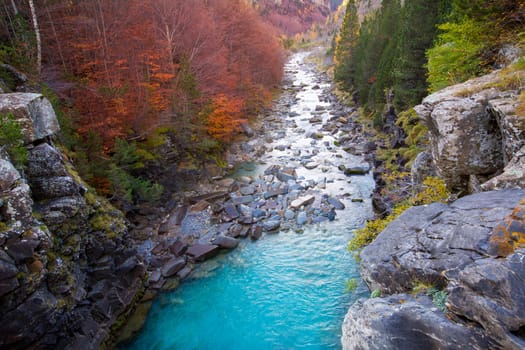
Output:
[122, 50, 374, 349]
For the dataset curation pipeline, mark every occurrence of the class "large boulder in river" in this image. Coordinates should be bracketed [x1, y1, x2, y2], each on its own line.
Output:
[343, 189, 525, 350]
[0, 93, 59, 144]
[414, 70, 525, 192]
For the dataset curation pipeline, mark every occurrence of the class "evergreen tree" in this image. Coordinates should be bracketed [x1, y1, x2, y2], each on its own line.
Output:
[392, 0, 445, 110]
[334, 0, 359, 88]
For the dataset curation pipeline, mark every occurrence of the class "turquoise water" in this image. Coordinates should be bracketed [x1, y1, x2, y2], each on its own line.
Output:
[123, 221, 369, 350]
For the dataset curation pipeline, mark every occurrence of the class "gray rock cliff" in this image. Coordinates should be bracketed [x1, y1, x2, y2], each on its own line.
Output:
[0, 94, 145, 349]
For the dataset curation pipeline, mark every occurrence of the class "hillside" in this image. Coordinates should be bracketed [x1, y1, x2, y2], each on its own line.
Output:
[248, 0, 342, 35]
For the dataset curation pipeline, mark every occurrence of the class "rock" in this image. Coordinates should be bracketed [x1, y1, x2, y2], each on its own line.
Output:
[487, 95, 525, 163]
[447, 250, 525, 349]
[276, 171, 296, 182]
[161, 258, 186, 278]
[481, 145, 525, 191]
[31, 176, 81, 200]
[343, 164, 370, 175]
[360, 189, 525, 294]
[0, 277, 18, 298]
[190, 200, 210, 212]
[186, 244, 220, 262]
[263, 186, 288, 199]
[169, 240, 188, 256]
[290, 195, 315, 209]
[296, 211, 308, 225]
[410, 152, 437, 191]
[284, 209, 295, 220]
[342, 294, 493, 350]
[229, 195, 254, 206]
[0, 159, 21, 192]
[223, 203, 240, 220]
[487, 200, 525, 257]
[27, 143, 67, 178]
[239, 185, 256, 195]
[262, 219, 280, 232]
[414, 71, 525, 192]
[250, 225, 263, 240]
[0, 93, 60, 144]
[0, 64, 27, 91]
[5, 239, 40, 263]
[36, 196, 85, 225]
[304, 162, 319, 170]
[240, 122, 255, 137]
[212, 235, 239, 249]
[326, 197, 345, 210]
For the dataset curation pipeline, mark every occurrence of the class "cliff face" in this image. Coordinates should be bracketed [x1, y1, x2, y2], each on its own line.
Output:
[0, 93, 145, 349]
[343, 68, 525, 349]
[248, 0, 337, 34]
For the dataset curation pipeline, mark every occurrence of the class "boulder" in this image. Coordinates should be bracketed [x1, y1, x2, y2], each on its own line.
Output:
[360, 189, 525, 294]
[0, 159, 20, 192]
[186, 244, 220, 262]
[326, 196, 345, 210]
[296, 211, 308, 225]
[262, 218, 280, 232]
[212, 235, 239, 249]
[349, 189, 525, 350]
[31, 176, 81, 200]
[342, 164, 370, 175]
[27, 143, 67, 178]
[250, 225, 263, 240]
[414, 71, 525, 192]
[342, 294, 494, 350]
[0, 93, 59, 144]
[161, 258, 186, 278]
[447, 250, 525, 349]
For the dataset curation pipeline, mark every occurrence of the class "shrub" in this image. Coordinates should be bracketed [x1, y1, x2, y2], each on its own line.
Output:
[349, 177, 449, 254]
[0, 113, 27, 170]
[426, 19, 488, 92]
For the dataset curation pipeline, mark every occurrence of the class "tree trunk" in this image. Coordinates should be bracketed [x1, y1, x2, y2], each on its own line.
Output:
[28, 0, 41, 74]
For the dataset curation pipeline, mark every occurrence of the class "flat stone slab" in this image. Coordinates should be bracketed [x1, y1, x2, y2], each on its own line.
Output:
[290, 195, 315, 209]
[161, 258, 186, 278]
[186, 244, 220, 262]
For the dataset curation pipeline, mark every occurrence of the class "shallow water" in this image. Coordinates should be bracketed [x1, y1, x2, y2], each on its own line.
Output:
[122, 51, 374, 350]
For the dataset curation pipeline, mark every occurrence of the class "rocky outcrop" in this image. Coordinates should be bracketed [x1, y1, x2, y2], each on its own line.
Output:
[0, 93, 60, 144]
[342, 189, 525, 350]
[414, 69, 525, 192]
[0, 94, 145, 349]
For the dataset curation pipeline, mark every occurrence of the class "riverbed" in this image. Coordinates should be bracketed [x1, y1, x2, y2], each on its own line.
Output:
[122, 50, 374, 349]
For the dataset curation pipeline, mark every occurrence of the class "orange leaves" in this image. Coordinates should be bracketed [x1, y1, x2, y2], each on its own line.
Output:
[41, 0, 284, 150]
[206, 94, 246, 142]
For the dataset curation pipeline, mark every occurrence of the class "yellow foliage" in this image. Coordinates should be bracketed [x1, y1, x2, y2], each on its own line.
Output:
[349, 177, 449, 254]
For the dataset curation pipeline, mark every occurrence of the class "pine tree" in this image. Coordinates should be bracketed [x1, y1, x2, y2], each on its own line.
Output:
[392, 0, 445, 110]
[334, 0, 359, 88]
